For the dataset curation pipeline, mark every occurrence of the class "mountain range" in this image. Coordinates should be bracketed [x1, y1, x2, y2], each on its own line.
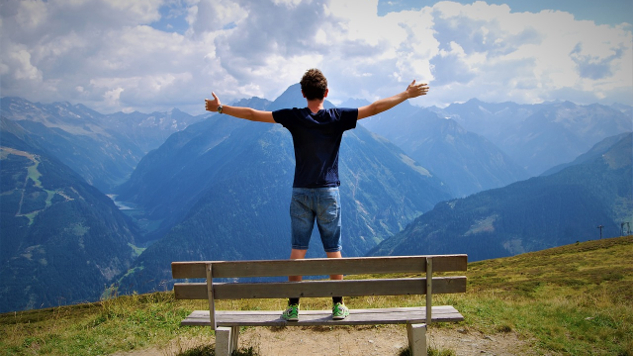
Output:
[1, 88, 631, 312]
[1, 97, 203, 192]
[430, 99, 632, 176]
[358, 101, 529, 197]
[368, 133, 632, 261]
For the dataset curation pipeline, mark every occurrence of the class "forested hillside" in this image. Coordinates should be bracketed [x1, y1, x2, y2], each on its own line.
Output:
[0, 120, 140, 313]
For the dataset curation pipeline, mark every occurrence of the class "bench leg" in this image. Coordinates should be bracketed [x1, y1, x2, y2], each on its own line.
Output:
[230, 325, 239, 351]
[215, 326, 239, 356]
[407, 323, 427, 356]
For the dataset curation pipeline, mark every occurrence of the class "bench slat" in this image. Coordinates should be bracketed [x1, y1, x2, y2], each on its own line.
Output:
[174, 277, 466, 300]
[181, 306, 464, 327]
[172, 255, 467, 279]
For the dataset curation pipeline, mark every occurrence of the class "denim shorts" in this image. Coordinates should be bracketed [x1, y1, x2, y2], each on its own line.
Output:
[290, 187, 342, 252]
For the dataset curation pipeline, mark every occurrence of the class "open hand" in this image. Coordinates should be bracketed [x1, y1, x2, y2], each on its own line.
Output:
[406, 80, 429, 98]
[205, 92, 221, 112]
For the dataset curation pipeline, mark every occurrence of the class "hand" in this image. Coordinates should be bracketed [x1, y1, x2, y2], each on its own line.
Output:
[205, 92, 221, 112]
[405, 80, 429, 98]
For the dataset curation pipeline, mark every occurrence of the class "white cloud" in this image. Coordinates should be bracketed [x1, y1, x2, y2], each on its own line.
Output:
[9, 48, 42, 81]
[1, 0, 631, 114]
[422, 1, 632, 106]
[191, 0, 247, 33]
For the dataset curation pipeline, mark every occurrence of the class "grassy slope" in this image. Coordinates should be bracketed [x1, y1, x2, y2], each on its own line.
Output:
[1, 236, 631, 356]
[455, 236, 632, 355]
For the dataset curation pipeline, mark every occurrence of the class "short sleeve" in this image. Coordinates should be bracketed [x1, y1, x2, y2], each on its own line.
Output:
[272, 109, 293, 127]
[338, 108, 358, 131]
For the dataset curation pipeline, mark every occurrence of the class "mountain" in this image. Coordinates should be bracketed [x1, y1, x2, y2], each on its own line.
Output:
[1, 97, 141, 192]
[114, 97, 272, 242]
[368, 133, 632, 262]
[428, 99, 531, 140]
[0, 119, 141, 313]
[99, 108, 204, 154]
[359, 101, 529, 197]
[611, 103, 633, 118]
[433, 99, 632, 175]
[1, 97, 203, 192]
[542, 132, 631, 176]
[114, 84, 451, 294]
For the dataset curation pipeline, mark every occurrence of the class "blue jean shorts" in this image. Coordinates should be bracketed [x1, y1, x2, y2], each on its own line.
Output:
[290, 187, 342, 252]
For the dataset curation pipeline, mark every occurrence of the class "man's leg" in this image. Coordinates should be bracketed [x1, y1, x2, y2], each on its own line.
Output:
[326, 251, 343, 280]
[289, 248, 307, 282]
[282, 188, 315, 321]
[288, 188, 314, 284]
[315, 188, 348, 319]
[326, 250, 348, 319]
[284, 188, 313, 321]
[316, 188, 343, 281]
[282, 249, 306, 321]
[285, 248, 307, 315]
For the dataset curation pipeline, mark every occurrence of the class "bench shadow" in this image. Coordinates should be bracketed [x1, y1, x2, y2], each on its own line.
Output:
[268, 324, 369, 333]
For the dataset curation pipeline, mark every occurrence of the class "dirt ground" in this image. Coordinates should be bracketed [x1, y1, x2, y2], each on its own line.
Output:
[112, 324, 539, 356]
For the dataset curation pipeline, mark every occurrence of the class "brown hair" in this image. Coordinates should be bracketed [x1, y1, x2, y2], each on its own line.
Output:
[300, 68, 328, 100]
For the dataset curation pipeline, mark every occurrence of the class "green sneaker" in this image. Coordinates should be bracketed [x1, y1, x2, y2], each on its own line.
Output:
[282, 304, 299, 321]
[332, 302, 349, 320]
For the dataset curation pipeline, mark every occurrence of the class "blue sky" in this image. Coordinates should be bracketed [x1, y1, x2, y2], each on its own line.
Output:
[377, 0, 633, 25]
[1, 0, 631, 114]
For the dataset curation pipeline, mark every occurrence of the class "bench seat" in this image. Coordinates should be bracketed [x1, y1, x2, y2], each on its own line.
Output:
[182, 306, 464, 327]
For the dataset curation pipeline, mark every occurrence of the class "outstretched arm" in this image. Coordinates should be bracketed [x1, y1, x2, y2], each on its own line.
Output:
[205, 92, 275, 123]
[357, 80, 429, 120]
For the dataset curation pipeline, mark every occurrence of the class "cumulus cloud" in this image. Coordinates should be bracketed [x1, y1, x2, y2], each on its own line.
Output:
[0, 0, 631, 113]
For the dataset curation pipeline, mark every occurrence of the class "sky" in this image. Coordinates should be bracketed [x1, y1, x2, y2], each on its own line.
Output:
[1, 0, 632, 114]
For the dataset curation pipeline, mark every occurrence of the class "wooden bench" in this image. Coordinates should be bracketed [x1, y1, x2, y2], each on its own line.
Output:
[172, 255, 467, 356]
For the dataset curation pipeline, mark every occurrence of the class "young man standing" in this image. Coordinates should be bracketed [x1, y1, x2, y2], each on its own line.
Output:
[205, 69, 429, 320]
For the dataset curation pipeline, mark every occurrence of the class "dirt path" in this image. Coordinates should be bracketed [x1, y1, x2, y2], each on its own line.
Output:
[112, 324, 538, 356]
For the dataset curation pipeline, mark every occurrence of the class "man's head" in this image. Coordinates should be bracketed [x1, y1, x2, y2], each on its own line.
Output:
[300, 68, 328, 100]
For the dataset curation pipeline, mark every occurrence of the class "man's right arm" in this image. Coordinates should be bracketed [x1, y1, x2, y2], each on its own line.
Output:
[205, 92, 276, 123]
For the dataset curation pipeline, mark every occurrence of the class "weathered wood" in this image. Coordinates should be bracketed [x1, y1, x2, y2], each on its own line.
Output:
[205, 264, 216, 330]
[173, 254, 468, 356]
[426, 258, 433, 324]
[181, 306, 463, 327]
[171, 255, 467, 279]
[174, 276, 466, 300]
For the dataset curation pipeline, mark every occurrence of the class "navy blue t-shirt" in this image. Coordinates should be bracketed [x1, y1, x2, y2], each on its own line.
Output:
[273, 107, 358, 188]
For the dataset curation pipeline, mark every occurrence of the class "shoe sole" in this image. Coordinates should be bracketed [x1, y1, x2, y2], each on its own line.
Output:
[332, 313, 349, 320]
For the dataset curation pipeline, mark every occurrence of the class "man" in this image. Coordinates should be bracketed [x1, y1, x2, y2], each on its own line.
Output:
[205, 69, 429, 321]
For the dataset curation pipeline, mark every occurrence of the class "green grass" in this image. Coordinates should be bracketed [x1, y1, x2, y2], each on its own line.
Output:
[449, 236, 633, 355]
[398, 347, 455, 356]
[1, 236, 631, 355]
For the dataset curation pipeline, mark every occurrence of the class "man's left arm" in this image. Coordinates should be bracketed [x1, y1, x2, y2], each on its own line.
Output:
[357, 80, 429, 120]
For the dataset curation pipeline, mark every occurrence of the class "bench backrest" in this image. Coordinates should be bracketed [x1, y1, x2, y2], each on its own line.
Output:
[172, 255, 467, 329]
